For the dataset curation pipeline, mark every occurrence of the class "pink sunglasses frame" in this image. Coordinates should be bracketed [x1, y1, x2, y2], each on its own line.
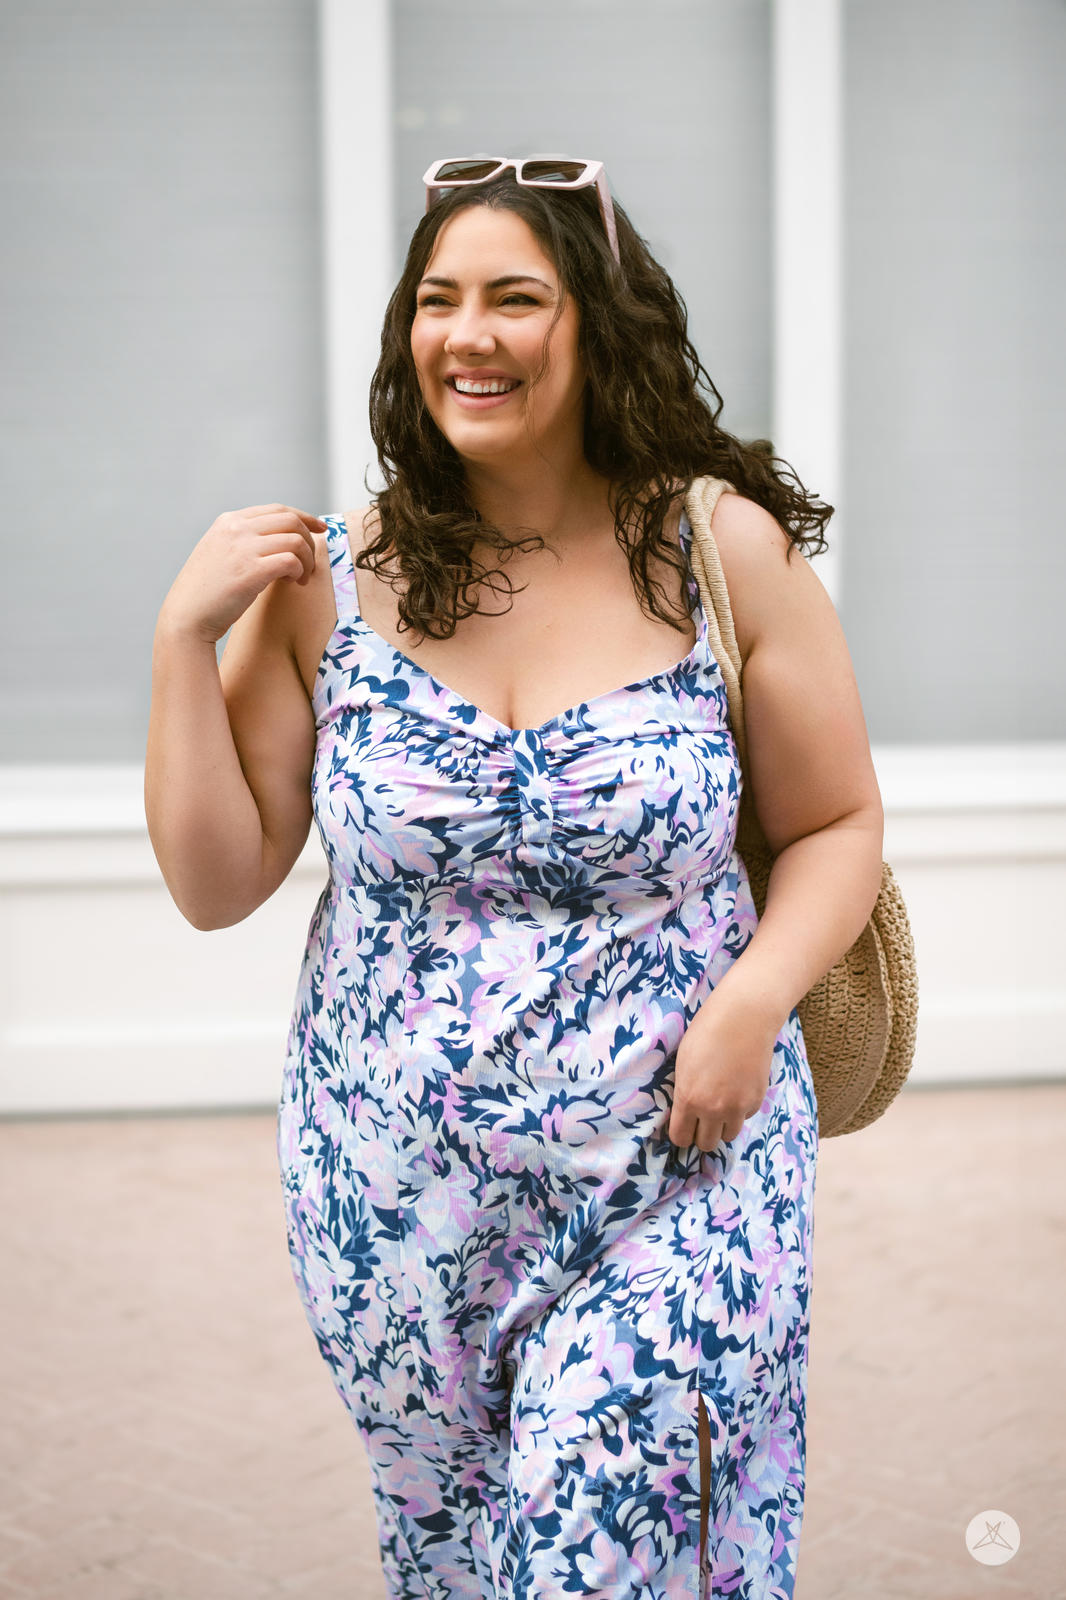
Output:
[422, 155, 621, 265]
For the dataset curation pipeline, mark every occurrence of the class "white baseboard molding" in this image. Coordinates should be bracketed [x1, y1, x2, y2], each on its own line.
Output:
[1, 1024, 290, 1116]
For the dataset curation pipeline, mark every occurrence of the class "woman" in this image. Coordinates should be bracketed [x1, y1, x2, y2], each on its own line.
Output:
[146, 156, 884, 1599]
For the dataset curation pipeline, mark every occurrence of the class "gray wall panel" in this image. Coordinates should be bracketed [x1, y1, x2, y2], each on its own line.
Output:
[842, 0, 1064, 741]
[0, 0, 326, 761]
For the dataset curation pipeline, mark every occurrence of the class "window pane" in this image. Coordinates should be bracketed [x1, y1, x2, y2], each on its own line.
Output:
[0, 0, 325, 761]
[841, 0, 1064, 741]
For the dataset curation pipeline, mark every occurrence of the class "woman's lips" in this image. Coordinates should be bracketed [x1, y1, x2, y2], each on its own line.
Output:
[445, 376, 523, 410]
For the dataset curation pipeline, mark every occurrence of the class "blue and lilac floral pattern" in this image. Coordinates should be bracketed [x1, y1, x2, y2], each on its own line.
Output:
[277, 510, 819, 1599]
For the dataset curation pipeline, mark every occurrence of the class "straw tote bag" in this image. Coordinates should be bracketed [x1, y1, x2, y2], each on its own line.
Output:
[683, 475, 919, 1138]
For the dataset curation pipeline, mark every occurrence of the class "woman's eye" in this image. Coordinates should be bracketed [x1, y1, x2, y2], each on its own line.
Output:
[415, 291, 540, 311]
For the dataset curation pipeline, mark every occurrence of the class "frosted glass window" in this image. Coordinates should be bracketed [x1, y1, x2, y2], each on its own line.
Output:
[0, 0, 325, 761]
[841, 0, 1063, 741]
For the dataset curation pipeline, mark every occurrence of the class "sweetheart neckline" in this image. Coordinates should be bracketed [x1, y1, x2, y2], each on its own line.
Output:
[344, 611, 707, 740]
[318, 514, 708, 741]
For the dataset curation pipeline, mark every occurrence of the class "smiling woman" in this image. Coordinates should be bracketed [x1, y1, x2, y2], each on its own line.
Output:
[146, 154, 884, 1600]
[409, 209, 587, 482]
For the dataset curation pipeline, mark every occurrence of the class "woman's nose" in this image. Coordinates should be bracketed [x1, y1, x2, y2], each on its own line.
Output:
[444, 304, 495, 357]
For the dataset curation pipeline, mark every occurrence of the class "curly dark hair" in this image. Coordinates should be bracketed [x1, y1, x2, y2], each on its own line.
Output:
[362, 172, 833, 642]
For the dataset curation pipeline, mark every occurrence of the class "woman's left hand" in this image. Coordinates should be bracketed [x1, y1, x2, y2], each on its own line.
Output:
[666, 986, 783, 1153]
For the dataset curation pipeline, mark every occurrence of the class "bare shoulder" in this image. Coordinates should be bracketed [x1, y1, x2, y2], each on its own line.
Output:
[707, 490, 882, 850]
[708, 490, 825, 667]
[343, 502, 382, 554]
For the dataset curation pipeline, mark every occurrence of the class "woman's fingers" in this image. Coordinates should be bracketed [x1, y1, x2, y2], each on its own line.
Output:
[243, 505, 326, 565]
[255, 528, 319, 581]
[669, 1095, 765, 1152]
[160, 506, 329, 643]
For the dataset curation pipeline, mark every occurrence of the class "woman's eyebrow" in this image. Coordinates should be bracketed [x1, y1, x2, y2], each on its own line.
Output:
[418, 274, 554, 292]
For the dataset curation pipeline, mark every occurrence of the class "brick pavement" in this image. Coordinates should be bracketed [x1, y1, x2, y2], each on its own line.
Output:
[0, 1083, 1061, 1599]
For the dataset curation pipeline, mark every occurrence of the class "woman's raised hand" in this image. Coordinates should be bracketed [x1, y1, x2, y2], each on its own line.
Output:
[160, 503, 328, 644]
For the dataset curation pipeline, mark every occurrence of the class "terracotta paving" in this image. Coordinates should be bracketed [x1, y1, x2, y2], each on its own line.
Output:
[0, 1083, 1061, 1598]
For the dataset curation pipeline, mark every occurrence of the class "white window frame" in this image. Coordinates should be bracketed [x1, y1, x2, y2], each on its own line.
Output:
[773, 0, 843, 605]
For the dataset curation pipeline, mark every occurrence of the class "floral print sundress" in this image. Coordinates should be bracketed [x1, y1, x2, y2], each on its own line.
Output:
[277, 508, 819, 1599]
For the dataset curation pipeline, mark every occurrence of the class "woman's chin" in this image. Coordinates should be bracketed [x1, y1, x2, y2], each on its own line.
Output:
[440, 422, 523, 464]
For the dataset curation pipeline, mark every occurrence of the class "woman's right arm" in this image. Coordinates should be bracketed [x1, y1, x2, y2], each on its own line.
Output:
[144, 502, 328, 930]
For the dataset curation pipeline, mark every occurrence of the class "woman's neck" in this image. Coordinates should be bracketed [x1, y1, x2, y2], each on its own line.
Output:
[463, 455, 617, 549]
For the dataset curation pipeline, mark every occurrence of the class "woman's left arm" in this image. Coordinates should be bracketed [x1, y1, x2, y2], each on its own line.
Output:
[669, 491, 885, 1149]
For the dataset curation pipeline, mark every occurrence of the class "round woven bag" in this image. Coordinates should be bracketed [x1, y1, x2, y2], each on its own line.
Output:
[684, 476, 919, 1138]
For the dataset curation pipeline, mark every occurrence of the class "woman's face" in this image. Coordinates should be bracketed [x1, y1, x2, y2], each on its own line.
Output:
[410, 205, 586, 470]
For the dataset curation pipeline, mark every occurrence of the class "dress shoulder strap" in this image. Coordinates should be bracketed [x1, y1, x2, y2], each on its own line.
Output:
[322, 515, 361, 622]
[674, 507, 701, 629]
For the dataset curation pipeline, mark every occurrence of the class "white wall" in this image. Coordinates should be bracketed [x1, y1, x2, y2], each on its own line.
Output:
[0, 767, 326, 1114]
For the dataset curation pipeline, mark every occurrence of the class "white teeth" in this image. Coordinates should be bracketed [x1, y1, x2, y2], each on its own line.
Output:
[452, 377, 519, 396]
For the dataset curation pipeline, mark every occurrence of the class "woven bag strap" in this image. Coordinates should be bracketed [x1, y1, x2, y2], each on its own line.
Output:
[683, 475, 746, 766]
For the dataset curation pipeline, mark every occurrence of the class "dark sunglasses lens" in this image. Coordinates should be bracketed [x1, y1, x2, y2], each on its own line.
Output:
[520, 160, 589, 184]
[433, 159, 503, 183]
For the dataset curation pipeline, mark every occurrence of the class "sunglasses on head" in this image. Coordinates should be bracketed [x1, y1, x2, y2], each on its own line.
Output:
[422, 155, 621, 265]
